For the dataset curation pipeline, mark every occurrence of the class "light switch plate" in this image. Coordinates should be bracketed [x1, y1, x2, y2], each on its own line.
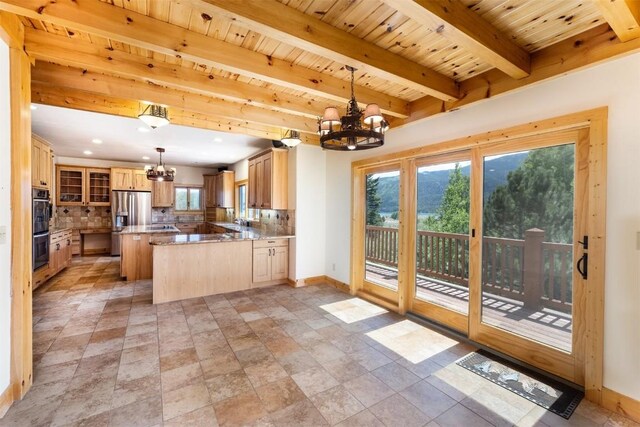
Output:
[133, 235, 141, 241]
[0, 226, 6, 244]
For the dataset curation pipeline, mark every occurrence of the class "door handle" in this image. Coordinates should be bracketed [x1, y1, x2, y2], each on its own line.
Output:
[576, 253, 588, 280]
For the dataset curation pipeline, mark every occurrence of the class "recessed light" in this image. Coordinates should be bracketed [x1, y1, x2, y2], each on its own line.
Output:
[83, 150, 93, 155]
[138, 127, 150, 133]
[30, 105, 37, 110]
[92, 138, 103, 144]
[142, 156, 150, 160]
[214, 137, 223, 142]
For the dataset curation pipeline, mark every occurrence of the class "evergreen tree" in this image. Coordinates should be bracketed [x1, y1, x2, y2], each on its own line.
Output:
[366, 175, 384, 226]
[420, 164, 470, 234]
[483, 144, 574, 243]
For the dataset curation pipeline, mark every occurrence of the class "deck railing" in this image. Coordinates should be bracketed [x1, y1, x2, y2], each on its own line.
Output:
[365, 225, 573, 312]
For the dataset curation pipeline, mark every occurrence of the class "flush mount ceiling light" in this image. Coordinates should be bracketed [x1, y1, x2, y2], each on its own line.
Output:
[319, 66, 389, 151]
[138, 104, 170, 129]
[145, 147, 176, 182]
[281, 129, 302, 148]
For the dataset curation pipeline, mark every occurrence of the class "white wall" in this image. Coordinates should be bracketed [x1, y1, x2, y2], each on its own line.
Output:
[0, 39, 12, 395]
[56, 156, 216, 186]
[231, 158, 248, 181]
[324, 53, 640, 400]
[294, 144, 326, 280]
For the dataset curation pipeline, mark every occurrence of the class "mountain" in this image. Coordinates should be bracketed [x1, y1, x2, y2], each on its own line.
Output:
[376, 152, 528, 213]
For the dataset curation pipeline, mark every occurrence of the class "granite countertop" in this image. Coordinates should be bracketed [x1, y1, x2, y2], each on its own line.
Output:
[120, 225, 181, 234]
[79, 228, 112, 234]
[50, 226, 72, 234]
[150, 227, 294, 246]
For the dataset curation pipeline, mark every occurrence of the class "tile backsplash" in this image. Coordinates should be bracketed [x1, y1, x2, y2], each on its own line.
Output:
[152, 207, 204, 223]
[56, 206, 112, 229]
[250, 209, 296, 235]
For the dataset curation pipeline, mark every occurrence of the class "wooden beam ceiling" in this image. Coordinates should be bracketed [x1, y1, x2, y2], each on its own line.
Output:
[0, 0, 410, 117]
[24, 28, 330, 120]
[381, 0, 531, 79]
[399, 24, 640, 125]
[186, 0, 459, 101]
[31, 62, 320, 134]
[595, 0, 640, 42]
[31, 82, 320, 145]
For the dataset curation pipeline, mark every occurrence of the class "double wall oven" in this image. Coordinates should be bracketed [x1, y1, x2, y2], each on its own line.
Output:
[33, 188, 50, 271]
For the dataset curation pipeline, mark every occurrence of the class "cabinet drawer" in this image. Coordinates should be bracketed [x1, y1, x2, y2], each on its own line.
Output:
[253, 239, 288, 248]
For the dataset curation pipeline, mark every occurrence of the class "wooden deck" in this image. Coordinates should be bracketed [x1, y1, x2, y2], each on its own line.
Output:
[365, 262, 572, 352]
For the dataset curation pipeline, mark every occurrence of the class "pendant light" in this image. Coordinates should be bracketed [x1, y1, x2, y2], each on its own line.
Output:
[138, 104, 170, 129]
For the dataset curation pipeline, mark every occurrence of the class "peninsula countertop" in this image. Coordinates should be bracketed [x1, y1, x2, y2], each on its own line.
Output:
[120, 225, 181, 234]
[149, 228, 294, 246]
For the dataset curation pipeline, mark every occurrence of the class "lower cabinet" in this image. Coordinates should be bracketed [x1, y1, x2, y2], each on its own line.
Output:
[176, 223, 198, 234]
[34, 229, 72, 290]
[252, 239, 288, 285]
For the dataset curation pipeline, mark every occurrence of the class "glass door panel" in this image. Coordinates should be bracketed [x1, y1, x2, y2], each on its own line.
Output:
[365, 169, 400, 291]
[87, 169, 111, 206]
[415, 160, 470, 315]
[480, 144, 575, 352]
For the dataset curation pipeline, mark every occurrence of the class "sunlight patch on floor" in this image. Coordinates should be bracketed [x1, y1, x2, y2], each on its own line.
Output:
[366, 320, 459, 364]
[319, 298, 387, 324]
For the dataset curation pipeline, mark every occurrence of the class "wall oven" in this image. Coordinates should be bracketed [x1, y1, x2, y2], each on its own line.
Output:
[33, 188, 50, 271]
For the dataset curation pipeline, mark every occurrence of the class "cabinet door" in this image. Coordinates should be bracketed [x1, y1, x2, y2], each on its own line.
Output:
[50, 240, 61, 272]
[261, 153, 272, 209]
[252, 247, 272, 283]
[111, 168, 133, 190]
[40, 144, 51, 189]
[204, 175, 216, 208]
[63, 237, 72, 267]
[31, 141, 41, 187]
[271, 245, 288, 280]
[86, 168, 111, 206]
[133, 170, 152, 191]
[215, 174, 223, 207]
[255, 158, 264, 209]
[152, 181, 174, 207]
[218, 172, 235, 208]
[248, 160, 257, 209]
[57, 166, 86, 206]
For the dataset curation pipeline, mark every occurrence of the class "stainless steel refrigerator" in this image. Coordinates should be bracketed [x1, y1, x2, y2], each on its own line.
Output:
[111, 190, 152, 256]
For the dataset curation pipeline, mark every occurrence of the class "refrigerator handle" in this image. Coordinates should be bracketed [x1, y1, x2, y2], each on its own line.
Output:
[130, 193, 135, 226]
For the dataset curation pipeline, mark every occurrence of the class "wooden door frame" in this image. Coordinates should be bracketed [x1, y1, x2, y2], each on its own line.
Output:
[351, 108, 607, 403]
[1, 11, 33, 411]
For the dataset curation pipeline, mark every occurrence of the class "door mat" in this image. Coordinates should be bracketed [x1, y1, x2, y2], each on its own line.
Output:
[457, 350, 583, 419]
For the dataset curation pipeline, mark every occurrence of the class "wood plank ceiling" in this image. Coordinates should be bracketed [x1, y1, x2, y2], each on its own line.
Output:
[1, 0, 640, 144]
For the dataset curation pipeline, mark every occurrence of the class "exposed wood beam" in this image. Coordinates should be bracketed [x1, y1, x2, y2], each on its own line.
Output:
[382, 0, 531, 79]
[595, 0, 640, 42]
[31, 83, 320, 145]
[24, 28, 331, 120]
[397, 24, 640, 126]
[186, 0, 459, 101]
[0, 0, 410, 118]
[31, 62, 319, 134]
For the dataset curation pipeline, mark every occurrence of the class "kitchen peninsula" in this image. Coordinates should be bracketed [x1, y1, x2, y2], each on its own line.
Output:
[150, 222, 293, 304]
[119, 224, 180, 281]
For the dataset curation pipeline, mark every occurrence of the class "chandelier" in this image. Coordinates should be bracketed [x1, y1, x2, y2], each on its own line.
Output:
[145, 148, 176, 182]
[138, 104, 170, 129]
[319, 66, 389, 151]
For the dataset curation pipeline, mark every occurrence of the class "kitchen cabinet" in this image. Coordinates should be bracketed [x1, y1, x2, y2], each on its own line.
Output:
[111, 168, 151, 191]
[32, 135, 52, 190]
[252, 239, 288, 284]
[34, 229, 72, 290]
[248, 149, 288, 210]
[204, 171, 235, 208]
[57, 166, 111, 206]
[176, 223, 198, 234]
[152, 181, 174, 207]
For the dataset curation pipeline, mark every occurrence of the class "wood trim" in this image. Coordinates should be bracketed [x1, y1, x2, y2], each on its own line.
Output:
[381, 0, 530, 79]
[355, 289, 399, 313]
[602, 387, 640, 423]
[31, 62, 319, 135]
[189, 0, 458, 101]
[402, 24, 640, 126]
[0, 11, 21, 47]
[0, 385, 13, 418]
[595, 0, 640, 42]
[323, 276, 351, 294]
[0, 0, 409, 118]
[411, 298, 468, 335]
[7, 15, 32, 402]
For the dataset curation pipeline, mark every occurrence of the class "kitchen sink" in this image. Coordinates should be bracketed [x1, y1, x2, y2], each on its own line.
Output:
[147, 225, 177, 231]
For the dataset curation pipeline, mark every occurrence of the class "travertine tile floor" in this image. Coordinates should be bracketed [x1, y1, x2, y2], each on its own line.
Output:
[1, 257, 636, 427]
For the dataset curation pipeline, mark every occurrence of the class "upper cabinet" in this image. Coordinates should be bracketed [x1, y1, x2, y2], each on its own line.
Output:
[57, 166, 111, 206]
[111, 168, 152, 191]
[204, 171, 235, 208]
[32, 135, 53, 190]
[248, 149, 288, 210]
[152, 181, 174, 208]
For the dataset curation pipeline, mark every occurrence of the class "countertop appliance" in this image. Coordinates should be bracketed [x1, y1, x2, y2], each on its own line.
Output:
[111, 190, 151, 256]
[33, 188, 50, 271]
